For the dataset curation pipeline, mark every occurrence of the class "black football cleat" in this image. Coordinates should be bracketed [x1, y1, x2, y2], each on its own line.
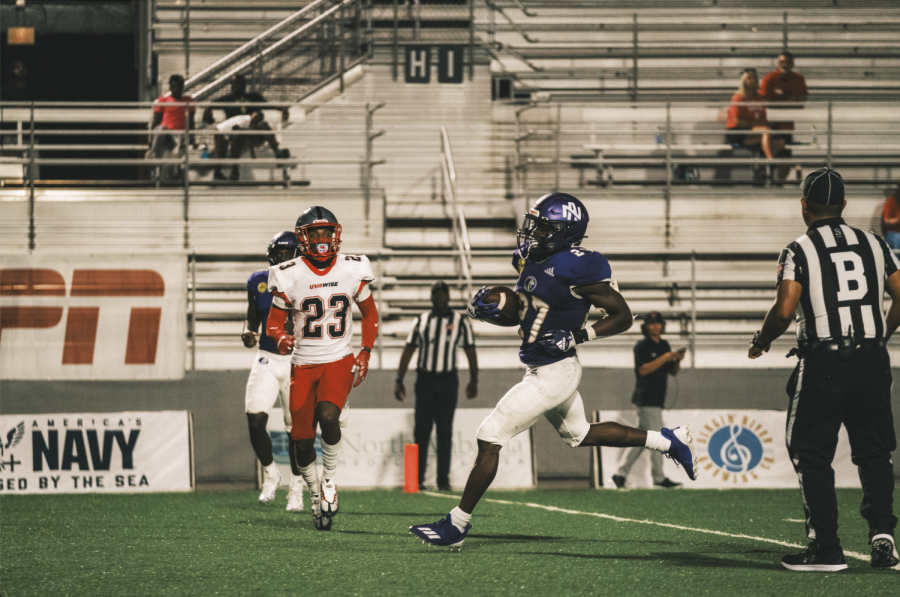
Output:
[870, 534, 899, 569]
[781, 543, 847, 572]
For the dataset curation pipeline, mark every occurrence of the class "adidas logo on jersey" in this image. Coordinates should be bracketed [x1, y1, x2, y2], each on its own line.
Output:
[544, 267, 554, 277]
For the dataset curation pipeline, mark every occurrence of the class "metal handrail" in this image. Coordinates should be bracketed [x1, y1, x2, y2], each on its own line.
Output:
[182, 0, 333, 91]
[485, 0, 539, 43]
[1, 101, 381, 251]
[188, 0, 358, 100]
[439, 126, 473, 292]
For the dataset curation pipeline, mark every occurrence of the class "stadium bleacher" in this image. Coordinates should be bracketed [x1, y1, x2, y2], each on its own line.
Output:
[483, 0, 900, 102]
[1, 0, 897, 366]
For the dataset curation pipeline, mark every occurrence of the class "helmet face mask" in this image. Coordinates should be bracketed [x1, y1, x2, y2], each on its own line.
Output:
[295, 206, 342, 261]
[516, 193, 589, 260]
[297, 224, 341, 261]
[267, 231, 300, 266]
[517, 214, 567, 260]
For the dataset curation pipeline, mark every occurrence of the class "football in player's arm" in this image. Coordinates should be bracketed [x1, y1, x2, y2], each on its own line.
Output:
[411, 192, 699, 549]
[264, 206, 378, 531]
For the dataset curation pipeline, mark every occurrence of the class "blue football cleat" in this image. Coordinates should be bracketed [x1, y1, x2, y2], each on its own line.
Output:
[409, 514, 471, 550]
[661, 426, 699, 481]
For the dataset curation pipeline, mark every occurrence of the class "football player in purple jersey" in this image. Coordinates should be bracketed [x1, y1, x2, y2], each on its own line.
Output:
[243, 231, 304, 510]
[410, 192, 699, 549]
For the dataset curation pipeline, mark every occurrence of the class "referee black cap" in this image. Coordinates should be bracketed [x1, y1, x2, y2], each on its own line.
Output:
[643, 311, 665, 325]
[431, 280, 450, 294]
[802, 167, 845, 206]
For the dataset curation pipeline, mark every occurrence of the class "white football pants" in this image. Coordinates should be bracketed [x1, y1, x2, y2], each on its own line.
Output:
[476, 356, 590, 448]
[244, 349, 292, 431]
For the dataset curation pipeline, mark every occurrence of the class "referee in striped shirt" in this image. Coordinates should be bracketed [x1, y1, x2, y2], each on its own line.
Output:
[395, 281, 478, 490]
[749, 168, 900, 571]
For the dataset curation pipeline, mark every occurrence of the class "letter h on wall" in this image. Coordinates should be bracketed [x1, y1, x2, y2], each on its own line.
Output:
[405, 46, 431, 83]
[0, 269, 165, 365]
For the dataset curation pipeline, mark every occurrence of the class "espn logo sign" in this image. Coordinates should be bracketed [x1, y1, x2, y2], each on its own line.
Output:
[0, 269, 164, 365]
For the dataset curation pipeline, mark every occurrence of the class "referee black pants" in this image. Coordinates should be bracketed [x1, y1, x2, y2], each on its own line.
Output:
[785, 345, 897, 552]
[414, 370, 459, 487]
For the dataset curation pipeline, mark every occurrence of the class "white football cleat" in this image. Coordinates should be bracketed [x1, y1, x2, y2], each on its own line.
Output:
[321, 478, 339, 517]
[258, 467, 282, 505]
[286, 488, 304, 512]
[310, 491, 331, 530]
[339, 401, 350, 428]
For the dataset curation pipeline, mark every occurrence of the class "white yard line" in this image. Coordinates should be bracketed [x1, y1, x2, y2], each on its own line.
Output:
[420, 491, 892, 566]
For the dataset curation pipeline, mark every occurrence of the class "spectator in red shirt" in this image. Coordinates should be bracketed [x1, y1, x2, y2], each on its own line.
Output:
[881, 181, 900, 250]
[146, 74, 196, 164]
[725, 68, 786, 180]
[760, 51, 808, 103]
[760, 51, 807, 181]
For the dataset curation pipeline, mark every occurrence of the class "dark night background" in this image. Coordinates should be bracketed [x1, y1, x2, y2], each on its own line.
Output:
[1, 0, 141, 180]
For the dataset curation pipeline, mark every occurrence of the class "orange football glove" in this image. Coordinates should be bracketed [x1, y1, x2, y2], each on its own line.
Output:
[353, 349, 371, 387]
[275, 334, 295, 355]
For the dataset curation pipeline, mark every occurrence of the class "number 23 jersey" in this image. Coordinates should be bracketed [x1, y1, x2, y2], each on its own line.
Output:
[267, 254, 375, 365]
[513, 247, 613, 366]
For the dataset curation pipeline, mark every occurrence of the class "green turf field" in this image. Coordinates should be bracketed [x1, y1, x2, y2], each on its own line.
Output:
[1, 488, 897, 596]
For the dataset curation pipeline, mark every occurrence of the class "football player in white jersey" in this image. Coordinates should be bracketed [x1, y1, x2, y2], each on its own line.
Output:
[265, 206, 378, 531]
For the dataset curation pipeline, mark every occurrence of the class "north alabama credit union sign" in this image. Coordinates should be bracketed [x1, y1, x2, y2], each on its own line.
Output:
[0, 254, 186, 380]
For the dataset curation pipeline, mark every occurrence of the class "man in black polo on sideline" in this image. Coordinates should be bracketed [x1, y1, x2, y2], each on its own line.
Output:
[612, 311, 685, 489]
[750, 167, 900, 571]
[395, 281, 478, 491]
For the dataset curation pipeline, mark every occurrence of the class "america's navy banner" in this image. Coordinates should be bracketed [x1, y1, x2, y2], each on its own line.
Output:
[263, 408, 534, 489]
[599, 409, 859, 489]
[0, 411, 194, 494]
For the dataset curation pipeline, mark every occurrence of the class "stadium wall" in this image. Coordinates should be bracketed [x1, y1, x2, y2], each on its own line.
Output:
[4, 368, 898, 483]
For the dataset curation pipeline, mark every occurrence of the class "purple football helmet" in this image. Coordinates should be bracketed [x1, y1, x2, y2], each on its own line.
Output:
[516, 192, 589, 260]
[267, 231, 300, 265]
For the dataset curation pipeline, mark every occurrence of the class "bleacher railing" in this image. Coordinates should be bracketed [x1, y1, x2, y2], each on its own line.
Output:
[187, 249, 789, 371]
[0, 101, 385, 250]
[480, 2, 900, 102]
[512, 99, 899, 202]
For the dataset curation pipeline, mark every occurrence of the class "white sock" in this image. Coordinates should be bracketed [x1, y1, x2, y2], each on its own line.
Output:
[263, 462, 280, 479]
[289, 474, 304, 492]
[450, 506, 472, 532]
[299, 463, 320, 501]
[645, 430, 671, 453]
[321, 438, 341, 480]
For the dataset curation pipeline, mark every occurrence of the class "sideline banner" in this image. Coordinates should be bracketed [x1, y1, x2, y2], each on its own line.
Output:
[599, 409, 859, 489]
[264, 408, 534, 489]
[0, 253, 187, 380]
[0, 412, 194, 494]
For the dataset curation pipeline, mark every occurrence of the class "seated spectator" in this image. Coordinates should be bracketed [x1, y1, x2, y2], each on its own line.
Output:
[725, 68, 787, 181]
[881, 181, 900, 250]
[760, 50, 807, 180]
[147, 74, 196, 175]
[202, 74, 289, 181]
[760, 51, 808, 103]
